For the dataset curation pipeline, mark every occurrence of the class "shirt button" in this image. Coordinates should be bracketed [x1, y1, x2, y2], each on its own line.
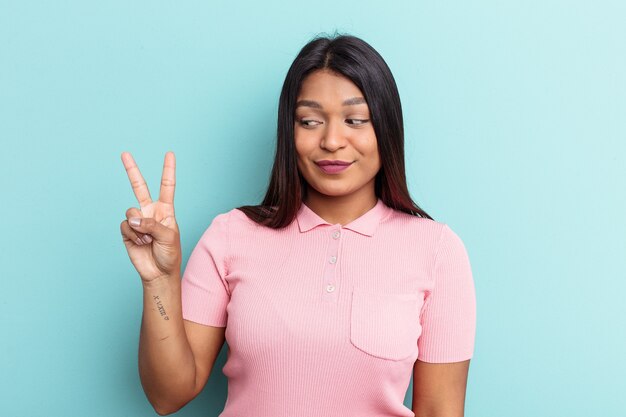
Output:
[332, 230, 340, 239]
[326, 284, 335, 293]
[329, 256, 337, 264]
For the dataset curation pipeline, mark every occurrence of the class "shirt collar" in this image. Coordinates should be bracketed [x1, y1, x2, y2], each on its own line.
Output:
[296, 198, 389, 237]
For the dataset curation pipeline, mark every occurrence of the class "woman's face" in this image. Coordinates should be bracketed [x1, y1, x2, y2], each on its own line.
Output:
[294, 69, 381, 202]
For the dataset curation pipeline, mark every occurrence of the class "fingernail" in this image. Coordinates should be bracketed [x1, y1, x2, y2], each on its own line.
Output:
[129, 217, 141, 227]
[142, 235, 152, 244]
[135, 238, 143, 245]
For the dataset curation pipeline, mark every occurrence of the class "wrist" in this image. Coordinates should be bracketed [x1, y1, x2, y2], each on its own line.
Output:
[142, 273, 181, 291]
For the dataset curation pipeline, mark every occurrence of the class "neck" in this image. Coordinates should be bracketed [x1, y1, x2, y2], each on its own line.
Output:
[303, 188, 378, 226]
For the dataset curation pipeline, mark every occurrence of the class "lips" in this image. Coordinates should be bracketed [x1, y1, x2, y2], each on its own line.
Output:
[315, 160, 353, 166]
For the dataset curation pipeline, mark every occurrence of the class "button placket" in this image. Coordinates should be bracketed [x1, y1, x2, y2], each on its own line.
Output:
[322, 226, 342, 301]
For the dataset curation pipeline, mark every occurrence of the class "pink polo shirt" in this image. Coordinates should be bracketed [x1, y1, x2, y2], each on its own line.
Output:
[181, 198, 476, 417]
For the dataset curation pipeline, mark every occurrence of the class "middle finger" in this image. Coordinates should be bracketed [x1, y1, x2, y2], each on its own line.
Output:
[121, 152, 153, 209]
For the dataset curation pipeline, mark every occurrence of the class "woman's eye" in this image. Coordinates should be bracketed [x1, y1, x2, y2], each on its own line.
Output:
[298, 118, 369, 127]
[299, 119, 321, 127]
[346, 119, 369, 126]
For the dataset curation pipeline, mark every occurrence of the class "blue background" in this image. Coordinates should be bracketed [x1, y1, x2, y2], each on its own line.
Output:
[1, 1, 625, 416]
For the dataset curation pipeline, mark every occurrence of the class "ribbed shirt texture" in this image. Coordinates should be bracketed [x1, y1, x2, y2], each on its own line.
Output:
[181, 198, 476, 417]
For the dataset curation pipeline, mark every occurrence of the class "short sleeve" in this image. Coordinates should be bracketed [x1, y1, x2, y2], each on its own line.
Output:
[180, 211, 231, 327]
[417, 224, 476, 363]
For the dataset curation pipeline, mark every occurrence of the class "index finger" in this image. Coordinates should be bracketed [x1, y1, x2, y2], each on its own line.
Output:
[121, 152, 153, 208]
[158, 151, 176, 205]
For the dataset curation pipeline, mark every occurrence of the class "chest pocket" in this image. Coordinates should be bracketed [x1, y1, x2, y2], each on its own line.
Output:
[349, 289, 423, 361]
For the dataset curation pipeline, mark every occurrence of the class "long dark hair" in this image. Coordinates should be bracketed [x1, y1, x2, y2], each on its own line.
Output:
[236, 32, 434, 228]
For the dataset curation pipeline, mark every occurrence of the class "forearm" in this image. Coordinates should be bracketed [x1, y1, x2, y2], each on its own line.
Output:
[138, 274, 196, 414]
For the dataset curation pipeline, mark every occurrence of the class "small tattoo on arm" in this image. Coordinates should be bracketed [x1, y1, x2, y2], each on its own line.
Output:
[152, 295, 170, 320]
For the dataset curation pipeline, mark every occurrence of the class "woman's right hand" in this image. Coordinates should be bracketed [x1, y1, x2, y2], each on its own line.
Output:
[120, 151, 182, 284]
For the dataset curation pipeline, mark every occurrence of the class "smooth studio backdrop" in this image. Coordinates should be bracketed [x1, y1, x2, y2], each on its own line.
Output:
[1, 1, 625, 416]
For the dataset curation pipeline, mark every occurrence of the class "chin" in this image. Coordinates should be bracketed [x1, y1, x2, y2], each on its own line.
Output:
[310, 185, 355, 197]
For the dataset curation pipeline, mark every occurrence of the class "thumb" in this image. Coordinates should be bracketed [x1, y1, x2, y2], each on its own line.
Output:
[128, 217, 173, 241]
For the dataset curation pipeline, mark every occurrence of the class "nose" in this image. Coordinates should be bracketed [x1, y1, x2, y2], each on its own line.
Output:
[320, 119, 347, 152]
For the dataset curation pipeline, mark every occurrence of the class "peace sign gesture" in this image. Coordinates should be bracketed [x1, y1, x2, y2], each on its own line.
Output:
[120, 151, 182, 284]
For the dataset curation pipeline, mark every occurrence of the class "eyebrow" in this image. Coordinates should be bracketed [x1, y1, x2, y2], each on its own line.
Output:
[295, 96, 367, 109]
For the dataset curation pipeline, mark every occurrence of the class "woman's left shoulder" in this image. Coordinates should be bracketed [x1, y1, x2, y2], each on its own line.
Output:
[386, 207, 446, 233]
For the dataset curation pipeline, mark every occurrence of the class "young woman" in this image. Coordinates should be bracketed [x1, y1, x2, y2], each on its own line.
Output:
[120, 34, 476, 417]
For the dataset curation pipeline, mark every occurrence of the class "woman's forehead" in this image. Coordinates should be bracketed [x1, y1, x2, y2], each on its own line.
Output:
[297, 72, 367, 108]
